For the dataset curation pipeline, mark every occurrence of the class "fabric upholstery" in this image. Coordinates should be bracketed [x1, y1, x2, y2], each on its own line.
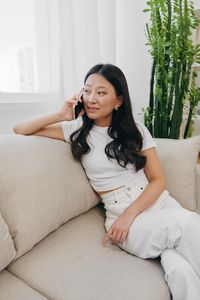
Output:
[0, 134, 99, 259]
[195, 164, 200, 213]
[0, 271, 47, 300]
[8, 208, 171, 300]
[155, 136, 200, 210]
[0, 212, 16, 271]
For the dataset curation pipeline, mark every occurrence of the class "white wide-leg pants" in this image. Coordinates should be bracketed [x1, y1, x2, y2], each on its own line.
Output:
[100, 175, 200, 300]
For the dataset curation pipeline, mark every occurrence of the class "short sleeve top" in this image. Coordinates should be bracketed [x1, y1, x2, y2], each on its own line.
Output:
[61, 118, 156, 192]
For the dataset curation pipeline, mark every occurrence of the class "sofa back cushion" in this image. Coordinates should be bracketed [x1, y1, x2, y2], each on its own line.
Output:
[0, 134, 99, 259]
[0, 212, 16, 271]
[155, 136, 200, 210]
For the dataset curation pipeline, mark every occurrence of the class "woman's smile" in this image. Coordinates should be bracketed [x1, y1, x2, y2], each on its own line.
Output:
[86, 106, 100, 112]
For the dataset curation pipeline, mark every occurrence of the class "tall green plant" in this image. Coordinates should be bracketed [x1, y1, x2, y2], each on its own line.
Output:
[143, 0, 200, 138]
[184, 71, 200, 138]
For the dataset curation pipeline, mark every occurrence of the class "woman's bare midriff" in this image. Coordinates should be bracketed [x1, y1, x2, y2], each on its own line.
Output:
[97, 185, 124, 196]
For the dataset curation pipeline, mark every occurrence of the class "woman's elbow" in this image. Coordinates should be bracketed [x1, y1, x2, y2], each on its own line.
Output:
[13, 126, 20, 134]
[13, 125, 28, 135]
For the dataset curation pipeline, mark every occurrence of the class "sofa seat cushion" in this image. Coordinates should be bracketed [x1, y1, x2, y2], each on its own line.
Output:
[8, 207, 170, 300]
[0, 212, 16, 271]
[0, 270, 48, 300]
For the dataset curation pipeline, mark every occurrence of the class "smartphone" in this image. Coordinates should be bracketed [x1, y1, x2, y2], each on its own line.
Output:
[74, 92, 84, 119]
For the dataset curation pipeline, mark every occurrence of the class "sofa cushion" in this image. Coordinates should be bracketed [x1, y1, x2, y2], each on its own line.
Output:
[8, 208, 170, 300]
[0, 212, 16, 271]
[195, 165, 200, 213]
[155, 136, 200, 210]
[0, 134, 99, 259]
[0, 271, 48, 300]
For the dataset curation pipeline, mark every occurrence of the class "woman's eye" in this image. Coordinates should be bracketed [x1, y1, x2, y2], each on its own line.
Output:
[98, 91, 106, 95]
[84, 89, 90, 94]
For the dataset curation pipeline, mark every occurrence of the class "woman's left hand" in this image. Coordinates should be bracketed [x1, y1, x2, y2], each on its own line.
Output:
[101, 211, 136, 246]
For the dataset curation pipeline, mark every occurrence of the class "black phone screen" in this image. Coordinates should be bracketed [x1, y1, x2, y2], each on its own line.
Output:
[74, 95, 84, 118]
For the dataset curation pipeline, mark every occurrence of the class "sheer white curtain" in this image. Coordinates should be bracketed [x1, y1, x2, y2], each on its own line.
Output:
[59, 0, 151, 119]
[60, 0, 116, 98]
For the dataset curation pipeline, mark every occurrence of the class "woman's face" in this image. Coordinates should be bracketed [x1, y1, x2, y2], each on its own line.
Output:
[82, 73, 122, 127]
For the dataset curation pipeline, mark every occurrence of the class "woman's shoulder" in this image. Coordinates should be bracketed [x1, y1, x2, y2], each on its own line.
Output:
[134, 120, 157, 150]
[61, 117, 83, 142]
[135, 120, 148, 135]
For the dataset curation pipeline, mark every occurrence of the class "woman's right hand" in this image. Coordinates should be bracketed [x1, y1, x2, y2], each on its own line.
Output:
[58, 89, 84, 121]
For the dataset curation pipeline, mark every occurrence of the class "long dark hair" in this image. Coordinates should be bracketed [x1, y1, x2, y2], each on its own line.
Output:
[70, 63, 146, 171]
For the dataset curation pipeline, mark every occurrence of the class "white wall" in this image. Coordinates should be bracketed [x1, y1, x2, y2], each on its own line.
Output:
[193, 0, 200, 10]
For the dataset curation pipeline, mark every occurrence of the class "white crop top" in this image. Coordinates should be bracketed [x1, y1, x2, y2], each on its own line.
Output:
[61, 117, 156, 192]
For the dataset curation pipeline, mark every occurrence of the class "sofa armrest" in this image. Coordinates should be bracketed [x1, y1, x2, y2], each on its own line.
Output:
[195, 164, 200, 214]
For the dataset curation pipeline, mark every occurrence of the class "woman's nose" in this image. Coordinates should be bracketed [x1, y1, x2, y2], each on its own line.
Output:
[88, 93, 97, 103]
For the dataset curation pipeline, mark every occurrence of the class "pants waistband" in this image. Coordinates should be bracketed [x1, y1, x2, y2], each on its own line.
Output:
[100, 176, 149, 203]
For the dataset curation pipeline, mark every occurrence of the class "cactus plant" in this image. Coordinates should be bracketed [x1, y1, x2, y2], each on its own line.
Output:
[143, 0, 200, 138]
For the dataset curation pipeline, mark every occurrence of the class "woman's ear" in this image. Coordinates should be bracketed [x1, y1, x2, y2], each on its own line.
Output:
[115, 95, 123, 110]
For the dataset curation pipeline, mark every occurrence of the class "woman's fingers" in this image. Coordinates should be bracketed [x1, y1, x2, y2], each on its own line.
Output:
[111, 229, 119, 243]
[115, 231, 123, 244]
[65, 96, 79, 108]
[102, 226, 128, 246]
[102, 233, 111, 246]
[67, 99, 76, 105]
[102, 227, 119, 246]
[120, 232, 127, 244]
[77, 88, 84, 100]
[102, 227, 114, 246]
[72, 88, 84, 105]
[65, 88, 84, 106]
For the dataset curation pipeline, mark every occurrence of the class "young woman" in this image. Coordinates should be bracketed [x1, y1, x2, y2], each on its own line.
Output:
[13, 63, 200, 300]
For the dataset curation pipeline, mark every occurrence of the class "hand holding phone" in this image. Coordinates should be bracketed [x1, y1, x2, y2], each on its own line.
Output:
[58, 88, 85, 121]
[74, 89, 84, 119]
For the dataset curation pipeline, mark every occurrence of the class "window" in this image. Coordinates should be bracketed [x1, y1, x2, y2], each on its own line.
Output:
[0, 0, 62, 103]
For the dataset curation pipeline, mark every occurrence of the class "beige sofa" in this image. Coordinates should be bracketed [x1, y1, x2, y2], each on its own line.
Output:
[0, 133, 200, 300]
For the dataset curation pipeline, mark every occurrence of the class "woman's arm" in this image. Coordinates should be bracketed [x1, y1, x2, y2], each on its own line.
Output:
[102, 147, 166, 246]
[13, 93, 83, 139]
[13, 112, 64, 137]
[124, 147, 166, 216]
